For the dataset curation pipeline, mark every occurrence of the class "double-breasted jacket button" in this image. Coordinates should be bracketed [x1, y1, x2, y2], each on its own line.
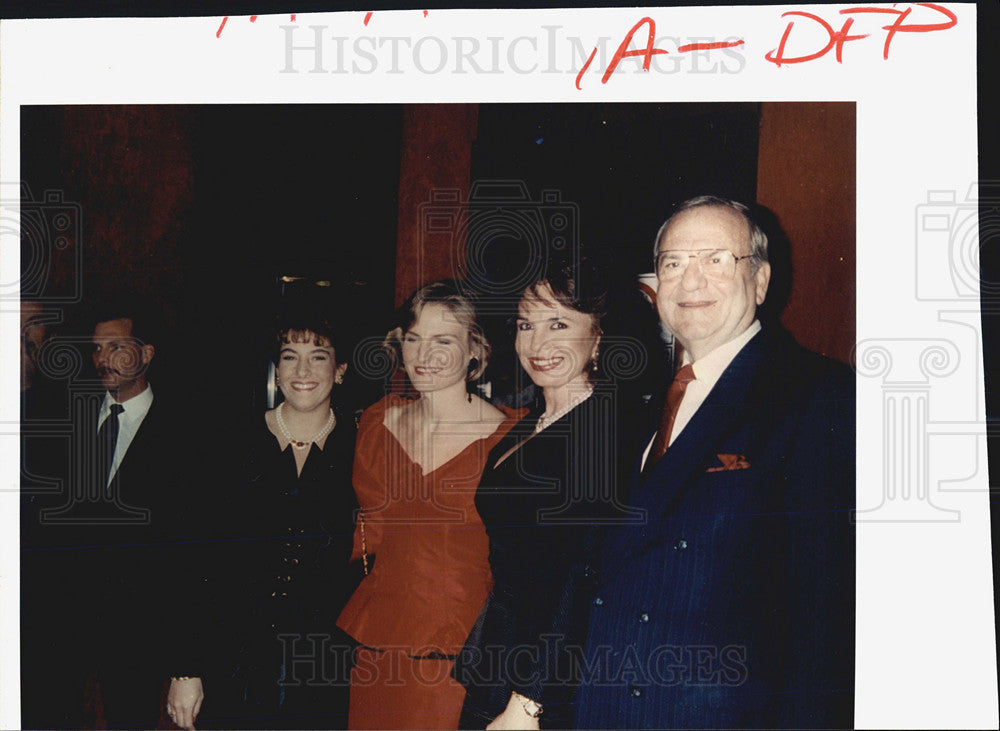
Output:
[638, 612, 650, 623]
[629, 686, 643, 698]
[674, 538, 688, 551]
[593, 596, 604, 606]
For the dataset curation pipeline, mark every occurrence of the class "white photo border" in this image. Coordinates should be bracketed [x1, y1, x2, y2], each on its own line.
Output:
[1, 4, 995, 728]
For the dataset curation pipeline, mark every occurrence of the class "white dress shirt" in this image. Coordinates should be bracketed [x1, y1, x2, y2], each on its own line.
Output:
[98, 384, 154, 486]
[642, 321, 761, 469]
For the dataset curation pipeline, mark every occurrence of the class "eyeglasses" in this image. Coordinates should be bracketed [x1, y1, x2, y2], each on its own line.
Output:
[655, 248, 757, 281]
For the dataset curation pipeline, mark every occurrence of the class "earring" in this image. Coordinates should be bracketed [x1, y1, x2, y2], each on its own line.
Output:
[467, 358, 479, 403]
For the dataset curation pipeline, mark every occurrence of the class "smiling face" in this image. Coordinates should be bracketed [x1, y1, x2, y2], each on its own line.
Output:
[515, 283, 601, 393]
[655, 205, 770, 362]
[276, 332, 346, 414]
[91, 318, 154, 402]
[401, 302, 477, 395]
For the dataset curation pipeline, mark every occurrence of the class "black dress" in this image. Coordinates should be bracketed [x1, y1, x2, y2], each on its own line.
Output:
[456, 393, 633, 729]
[208, 411, 362, 729]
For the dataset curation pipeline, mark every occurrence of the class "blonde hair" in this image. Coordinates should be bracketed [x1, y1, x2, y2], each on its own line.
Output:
[383, 280, 490, 381]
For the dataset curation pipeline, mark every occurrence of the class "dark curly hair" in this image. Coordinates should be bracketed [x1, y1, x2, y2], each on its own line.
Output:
[272, 310, 348, 365]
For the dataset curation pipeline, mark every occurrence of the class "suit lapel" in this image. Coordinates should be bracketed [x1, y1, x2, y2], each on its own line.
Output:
[109, 401, 159, 510]
[617, 331, 770, 556]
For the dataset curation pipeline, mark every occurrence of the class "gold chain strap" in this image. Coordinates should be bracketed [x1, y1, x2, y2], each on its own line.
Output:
[359, 509, 369, 576]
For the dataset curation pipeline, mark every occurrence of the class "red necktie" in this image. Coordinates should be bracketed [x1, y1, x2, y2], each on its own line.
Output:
[646, 364, 696, 469]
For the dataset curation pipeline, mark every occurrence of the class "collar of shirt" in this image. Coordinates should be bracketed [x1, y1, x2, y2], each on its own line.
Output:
[641, 321, 763, 468]
[682, 320, 762, 388]
[99, 383, 154, 428]
[99, 384, 154, 486]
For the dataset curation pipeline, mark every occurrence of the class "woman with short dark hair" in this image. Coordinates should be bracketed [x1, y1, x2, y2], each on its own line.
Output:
[212, 310, 362, 729]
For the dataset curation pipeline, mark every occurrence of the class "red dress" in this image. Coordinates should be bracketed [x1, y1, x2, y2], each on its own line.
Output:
[337, 395, 523, 730]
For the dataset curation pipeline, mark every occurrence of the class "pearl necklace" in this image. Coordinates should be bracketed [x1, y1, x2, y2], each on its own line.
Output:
[534, 386, 594, 434]
[276, 402, 336, 450]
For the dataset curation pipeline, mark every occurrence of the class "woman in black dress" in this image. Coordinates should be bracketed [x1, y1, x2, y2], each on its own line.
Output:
[211, 312, 363, 729]
[457, 256, 639, 729]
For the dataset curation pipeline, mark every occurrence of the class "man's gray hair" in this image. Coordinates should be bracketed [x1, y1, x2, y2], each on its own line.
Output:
[653, 195, 769, 272]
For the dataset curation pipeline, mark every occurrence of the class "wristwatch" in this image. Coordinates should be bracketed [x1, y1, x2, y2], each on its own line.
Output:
[521, 698, 544, 719]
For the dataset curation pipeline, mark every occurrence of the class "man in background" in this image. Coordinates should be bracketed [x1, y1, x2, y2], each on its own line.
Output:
[21, 296, 205, 729]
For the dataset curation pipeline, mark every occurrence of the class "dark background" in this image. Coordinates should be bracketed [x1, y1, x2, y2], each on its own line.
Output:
[19, 102, 766, 414]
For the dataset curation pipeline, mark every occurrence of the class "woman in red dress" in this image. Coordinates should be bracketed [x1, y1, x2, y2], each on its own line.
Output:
[337, 280, 522, 730]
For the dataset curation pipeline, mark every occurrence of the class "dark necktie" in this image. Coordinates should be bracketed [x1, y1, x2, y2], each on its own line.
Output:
[98, 403, 124, 486]
[645, 364, 696, 472]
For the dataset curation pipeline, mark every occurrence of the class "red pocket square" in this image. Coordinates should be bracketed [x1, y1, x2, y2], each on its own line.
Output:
[706, 453, 750, 472]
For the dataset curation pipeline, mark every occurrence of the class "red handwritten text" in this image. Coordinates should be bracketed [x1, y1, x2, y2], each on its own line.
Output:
[216, 14, 297, 38]
[765, 2, 957, 65]
[576, 17, 744, 90]
[601, 17, 670, 83]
